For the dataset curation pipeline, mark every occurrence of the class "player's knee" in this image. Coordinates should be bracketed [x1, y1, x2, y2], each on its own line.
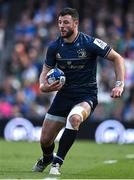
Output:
[66, 105, 87, 130]
[69, 114, 82, 130]
[40, 135, 53, 147]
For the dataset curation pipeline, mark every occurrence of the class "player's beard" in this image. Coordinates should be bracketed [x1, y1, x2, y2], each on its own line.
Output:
[61, 29, 74, 38]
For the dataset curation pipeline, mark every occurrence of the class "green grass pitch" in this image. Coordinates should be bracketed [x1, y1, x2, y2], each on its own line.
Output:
[0, 139, 134, 179]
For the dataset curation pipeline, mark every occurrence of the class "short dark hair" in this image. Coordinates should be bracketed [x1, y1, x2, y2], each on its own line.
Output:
[58, 7, 79, 20]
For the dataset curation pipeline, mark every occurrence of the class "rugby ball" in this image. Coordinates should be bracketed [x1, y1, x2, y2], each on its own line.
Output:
[47, 68, 66, 85]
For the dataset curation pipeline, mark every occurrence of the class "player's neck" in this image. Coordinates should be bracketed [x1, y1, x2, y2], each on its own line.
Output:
[64, 30, 79, 43]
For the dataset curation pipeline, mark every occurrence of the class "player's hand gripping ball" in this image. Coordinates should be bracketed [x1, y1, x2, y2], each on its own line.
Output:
[47, 68, 66, 85]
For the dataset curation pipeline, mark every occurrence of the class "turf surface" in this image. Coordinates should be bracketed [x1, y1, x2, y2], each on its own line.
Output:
[0, 139, 134, 179]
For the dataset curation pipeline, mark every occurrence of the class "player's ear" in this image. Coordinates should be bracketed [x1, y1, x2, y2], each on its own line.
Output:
[74, 20, 79, 27]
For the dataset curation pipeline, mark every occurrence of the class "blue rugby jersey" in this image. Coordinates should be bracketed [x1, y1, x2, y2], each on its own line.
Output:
[44, 32, 112, 93]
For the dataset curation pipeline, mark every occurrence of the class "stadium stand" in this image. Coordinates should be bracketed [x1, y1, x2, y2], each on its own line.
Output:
[0, 0, 134, 122]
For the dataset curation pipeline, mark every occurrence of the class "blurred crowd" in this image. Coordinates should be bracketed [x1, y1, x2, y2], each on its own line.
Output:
[0, 0, 134, 122]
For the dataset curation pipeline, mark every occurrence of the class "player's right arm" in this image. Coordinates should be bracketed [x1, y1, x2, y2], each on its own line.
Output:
[40, 39, 63, 92]
[39, 65, 63, 93]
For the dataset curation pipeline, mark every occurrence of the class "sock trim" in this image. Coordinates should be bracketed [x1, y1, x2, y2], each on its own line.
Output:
[55, 155, 64, 162]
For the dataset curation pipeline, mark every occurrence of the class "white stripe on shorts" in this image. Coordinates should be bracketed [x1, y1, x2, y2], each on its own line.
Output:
[45, 113, 66, 123]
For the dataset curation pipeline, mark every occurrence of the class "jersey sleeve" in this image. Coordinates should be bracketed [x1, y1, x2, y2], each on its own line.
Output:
[44, 42, 57, 68]
[90, 38, 112, 57]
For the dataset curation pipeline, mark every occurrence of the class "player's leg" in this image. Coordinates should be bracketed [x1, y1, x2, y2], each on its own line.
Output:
[49, 101, 91, 175]
[32, 119, 64, 172]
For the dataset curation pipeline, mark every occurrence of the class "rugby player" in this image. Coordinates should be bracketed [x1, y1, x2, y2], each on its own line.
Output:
[32, 7, 125, 175]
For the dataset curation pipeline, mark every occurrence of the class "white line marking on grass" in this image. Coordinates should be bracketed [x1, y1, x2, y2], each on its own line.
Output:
[103, 160, 118, 164]
[43, 178, 58, 180]
[126, 154, 134, 159]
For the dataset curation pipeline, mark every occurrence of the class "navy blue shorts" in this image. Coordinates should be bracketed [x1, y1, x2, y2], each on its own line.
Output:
[45, 90, 98, 123]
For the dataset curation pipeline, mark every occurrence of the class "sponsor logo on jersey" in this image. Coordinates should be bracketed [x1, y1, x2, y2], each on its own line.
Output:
[56, 53, 62, 59]
[93, 38, 107, 49]
[67, 61, 72, 65]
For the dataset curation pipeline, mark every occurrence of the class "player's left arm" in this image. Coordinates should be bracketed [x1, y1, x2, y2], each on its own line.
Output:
[106, 49, 125, 98]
